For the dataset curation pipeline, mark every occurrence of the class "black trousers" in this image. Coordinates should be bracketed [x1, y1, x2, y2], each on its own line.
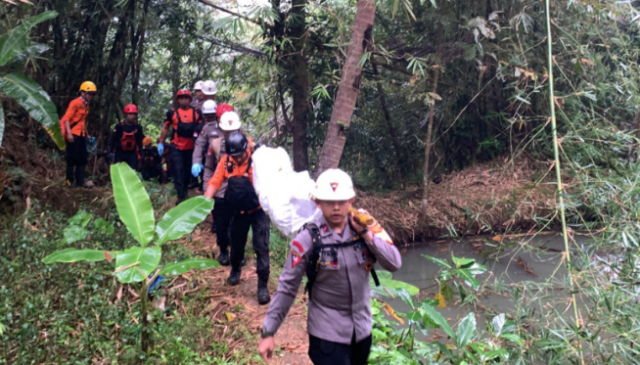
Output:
[308, 333, 372, 365]
[213, 197, 231, 253]
[66, 135, 87, 185]
[169, 146, 193, 201]
[229, 209, 270, 278]
[115, 151, 138, 171]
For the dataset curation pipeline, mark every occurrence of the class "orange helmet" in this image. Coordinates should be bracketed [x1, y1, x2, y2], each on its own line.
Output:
[143, 136, 153, 147]
[216, 103, 234, 118]
[176, 89, 192, 99]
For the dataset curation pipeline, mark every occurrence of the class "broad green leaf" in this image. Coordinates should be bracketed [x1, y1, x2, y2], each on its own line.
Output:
[63, 225, 88, 244]
[378, 277, 419, 296]
[93, 218, 115, 235]
[160, 258, 220, 276]
[154, 196, 213, 245]
[110, 163, 155, 247]
[456, 313, 477, 348]
[114, 246, 161, 284]
[397, 288, 415, 309]
[451, 254, 475, 269]
[43, 248, 110, 264]
[457, 269, 481, 290]
[499, 333, 524, 347]
[421, 303, 455, 338]
[68, 210, 92, 227]
[491, 313, 506, 335]
[0, 72, 64, 149]
[0, 11, 58, 67]
[422, 254, 452, 269]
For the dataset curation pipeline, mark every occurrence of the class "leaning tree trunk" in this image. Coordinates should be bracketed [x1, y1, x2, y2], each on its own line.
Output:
[315, 0, 375, 177]
[422, 67, 438, 211]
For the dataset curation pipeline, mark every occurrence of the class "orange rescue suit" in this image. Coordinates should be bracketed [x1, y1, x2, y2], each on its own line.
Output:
[61, 97, 89, 137]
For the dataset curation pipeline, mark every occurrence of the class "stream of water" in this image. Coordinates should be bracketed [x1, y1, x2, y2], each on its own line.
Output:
[388, 233, 584, 329]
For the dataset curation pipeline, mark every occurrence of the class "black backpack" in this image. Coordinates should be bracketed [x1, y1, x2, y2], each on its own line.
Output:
[303, 223, 380, 300]
[224, 155, 260, 212]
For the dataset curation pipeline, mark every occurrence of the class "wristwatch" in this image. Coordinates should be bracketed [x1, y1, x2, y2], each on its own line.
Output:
[260, 327, 274, 339]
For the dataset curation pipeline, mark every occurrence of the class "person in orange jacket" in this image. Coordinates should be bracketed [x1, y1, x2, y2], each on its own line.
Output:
[158, 89, 204, 204]
[61, 81, 96, 188]
[109, 104, 143, 170]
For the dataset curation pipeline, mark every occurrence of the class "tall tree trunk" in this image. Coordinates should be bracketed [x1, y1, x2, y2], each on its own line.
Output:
[290, 0, 310, 172]
[422, 67, 438, 210]
[372, 63, 403, 164]
[315, 0, 375, 177]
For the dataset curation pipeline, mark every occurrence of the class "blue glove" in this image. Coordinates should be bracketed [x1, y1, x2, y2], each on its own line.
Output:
[88, 136, 96, 145]
[157, 143, 164, 155]
[191, 163, 203, 177]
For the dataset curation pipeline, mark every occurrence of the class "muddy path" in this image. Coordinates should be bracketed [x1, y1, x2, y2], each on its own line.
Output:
[181, 226, 312, 365]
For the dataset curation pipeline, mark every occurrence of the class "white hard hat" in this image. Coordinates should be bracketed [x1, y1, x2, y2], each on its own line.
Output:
[202, 100, 218, 115]
[314, 169, 355, 200]
[194, 80, 204, 91]
[202, 80, 217, 95]
[219, 111, 241, 131]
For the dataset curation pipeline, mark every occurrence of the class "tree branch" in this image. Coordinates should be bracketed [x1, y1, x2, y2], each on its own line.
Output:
[193, 34, 265, 57]
[195, 0, 261, 26]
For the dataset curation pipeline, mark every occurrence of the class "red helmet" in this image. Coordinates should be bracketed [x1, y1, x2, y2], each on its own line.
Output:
[216, 103, 234, 118]
[123, 104, 138, 114]
[176, 89, 192, 99]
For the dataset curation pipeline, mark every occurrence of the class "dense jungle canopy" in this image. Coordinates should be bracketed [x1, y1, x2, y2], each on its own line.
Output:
[4, 0, 640, 364]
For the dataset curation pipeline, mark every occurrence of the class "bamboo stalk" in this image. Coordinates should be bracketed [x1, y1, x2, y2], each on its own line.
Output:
[543, 1, 585, 364]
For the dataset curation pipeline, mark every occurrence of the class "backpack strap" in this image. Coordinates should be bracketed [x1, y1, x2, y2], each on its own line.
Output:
[303, 223, 323, 300]
[245, 157, 252, 174]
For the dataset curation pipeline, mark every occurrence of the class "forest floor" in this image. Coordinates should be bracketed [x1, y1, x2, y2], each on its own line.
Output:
[175, 225, 312, 365]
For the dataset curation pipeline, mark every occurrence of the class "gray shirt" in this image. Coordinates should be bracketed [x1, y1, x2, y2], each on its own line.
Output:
[262, 215, 402, 344]
[193, 122, 227, 198]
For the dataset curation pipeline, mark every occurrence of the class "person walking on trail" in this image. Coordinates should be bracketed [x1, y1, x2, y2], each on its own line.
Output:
[191, 80, 205, 110]
[192, 80, 217, 112]
[191, 101, 235, 264]
[258, 169, 402, 365]
[109, 104, 143, 170]
[141, 137, 162, 181]
[158, 89, 204, 204]
[204, 131, 271, 305]
[60, 81, 97, 189]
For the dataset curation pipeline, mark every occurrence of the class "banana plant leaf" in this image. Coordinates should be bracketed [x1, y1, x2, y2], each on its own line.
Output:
[114, 246, 162, 284]
[160, 258, 220, 276]
[0, 72, 64, 149]
[371, 270, 420, 296]
[155, 196, 213, 245]
[110, 163, 155, 247]
[0, 11, 58, 67]
[42, 248, 112, 264]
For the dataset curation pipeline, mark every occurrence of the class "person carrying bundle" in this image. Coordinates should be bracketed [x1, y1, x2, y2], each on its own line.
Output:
[204, 131, 271, 305]
[192, 102, 236, 265]
[109, 104, 143, 170]
[258, 169, 402, 365]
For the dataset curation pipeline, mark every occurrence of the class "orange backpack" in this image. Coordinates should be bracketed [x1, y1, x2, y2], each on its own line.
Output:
[120, 125, 137, 152]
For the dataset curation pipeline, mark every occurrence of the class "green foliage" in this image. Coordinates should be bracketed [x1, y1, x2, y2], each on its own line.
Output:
[0, 10, 64, 149]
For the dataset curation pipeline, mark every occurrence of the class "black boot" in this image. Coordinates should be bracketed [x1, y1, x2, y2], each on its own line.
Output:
[217, 250, 230, 266]
[226, 270, 241, 286]
[257, 276, 270, 305]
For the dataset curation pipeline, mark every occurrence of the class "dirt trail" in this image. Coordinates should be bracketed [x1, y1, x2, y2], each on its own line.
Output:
[183, 227, 312, 365]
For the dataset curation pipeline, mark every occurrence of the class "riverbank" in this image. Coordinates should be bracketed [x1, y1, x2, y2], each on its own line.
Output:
[358, 158, 556, 243]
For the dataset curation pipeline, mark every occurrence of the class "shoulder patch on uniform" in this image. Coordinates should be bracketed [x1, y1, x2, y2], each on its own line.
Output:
[291, 251, 302, 268]
[292, 240, 304, 254]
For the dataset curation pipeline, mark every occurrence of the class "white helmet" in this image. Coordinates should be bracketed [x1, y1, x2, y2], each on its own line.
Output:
[202, 80, 217, 95]
[314, 169, 355, 200]
[219, 111, 241, 131]
[194, 80, 204, 91]
[202, 100, 218, 115]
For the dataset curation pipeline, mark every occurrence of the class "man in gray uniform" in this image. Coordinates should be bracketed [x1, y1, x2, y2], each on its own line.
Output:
[192, 102, 238, 265]
[258, 169, 402, 365]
